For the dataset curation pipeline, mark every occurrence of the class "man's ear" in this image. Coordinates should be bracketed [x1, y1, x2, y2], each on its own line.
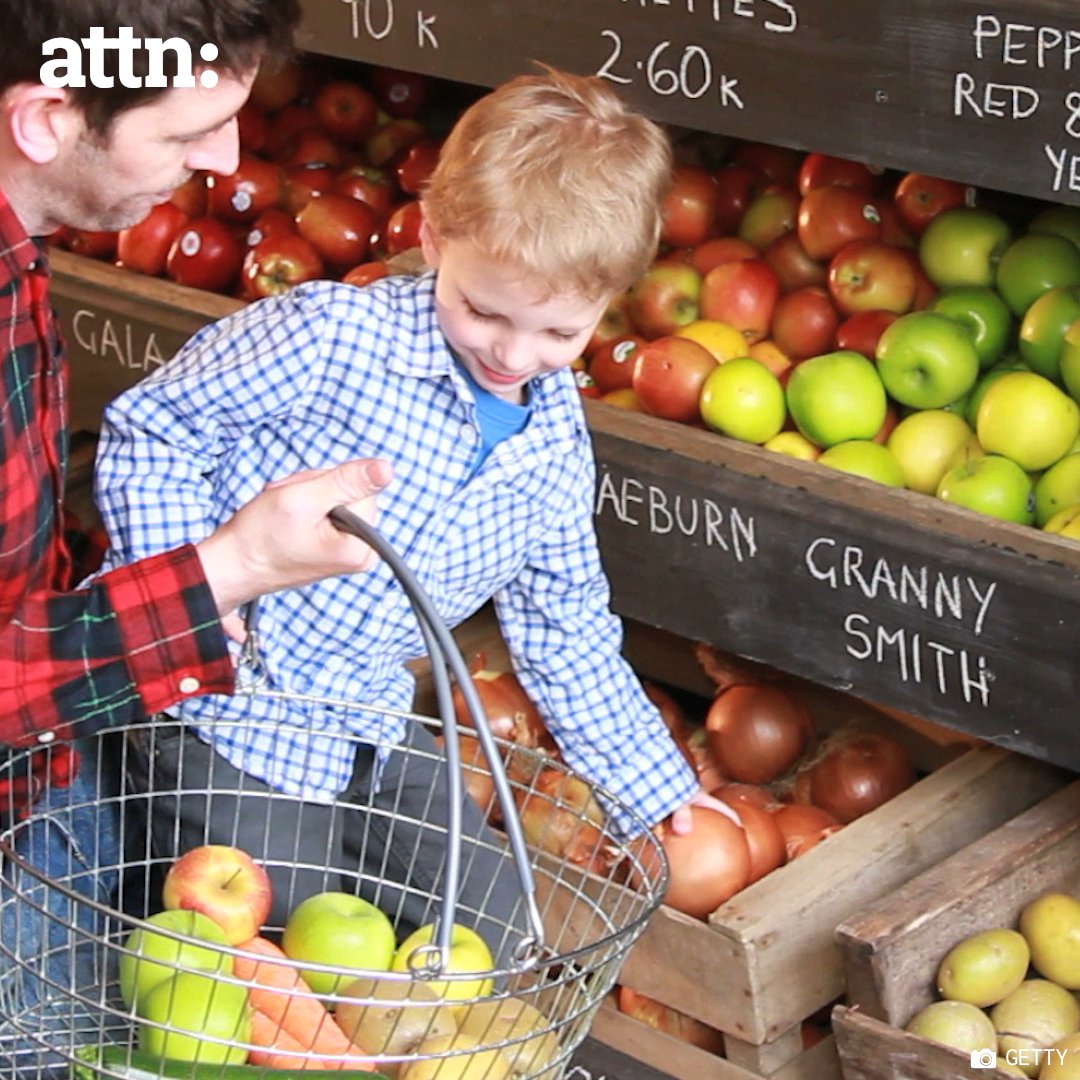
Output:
[4, 84, 79, 165]
[418, 214, 441, 269]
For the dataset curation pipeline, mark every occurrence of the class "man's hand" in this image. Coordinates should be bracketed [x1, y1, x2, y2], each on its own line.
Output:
[196, 458, 393, 616]
[666, 787, 742, 836]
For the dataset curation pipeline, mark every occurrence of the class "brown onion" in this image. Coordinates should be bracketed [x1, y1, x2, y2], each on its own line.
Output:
[617, 986, 725, 1054]
[451, 667, 556, 754]
[656, 806, 751, 918]
[643, 680, 691, 742]
[705, 684, 813, 784]
[440, 732, 499, 824]
[713, 782, 782, 811]
[801, 732, 916, 824]
[771, 803, 842, 860]
[716, 793, 786, 883]
[515, 769, 613, 874]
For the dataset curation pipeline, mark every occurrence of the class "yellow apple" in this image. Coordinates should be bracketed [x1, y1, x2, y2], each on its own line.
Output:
[763, 430, 820, 460]
[398, 1032, 512, 1080]
[886, 409, 974, 494]
[1044, 504, 1080, 539]
[456, 996, 560, 1079]
[699, 356, 786, 444]
[392, 924, 494, 1008]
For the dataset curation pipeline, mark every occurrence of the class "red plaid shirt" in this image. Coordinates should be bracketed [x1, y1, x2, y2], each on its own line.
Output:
[0, 186, 234, 746]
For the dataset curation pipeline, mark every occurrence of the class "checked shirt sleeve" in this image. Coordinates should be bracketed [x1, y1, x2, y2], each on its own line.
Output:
[493, 445, 698, 836]
[0, 547, 232, 746]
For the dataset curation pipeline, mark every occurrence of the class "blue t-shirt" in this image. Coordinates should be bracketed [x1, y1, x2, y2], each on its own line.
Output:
[455, 360, 533, 473]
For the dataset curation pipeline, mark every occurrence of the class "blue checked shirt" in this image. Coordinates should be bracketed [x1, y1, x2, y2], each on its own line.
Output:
[94, 273, 697, 834]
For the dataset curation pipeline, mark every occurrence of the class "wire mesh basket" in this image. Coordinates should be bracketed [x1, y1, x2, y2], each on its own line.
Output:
[0, 511, 669, 1079]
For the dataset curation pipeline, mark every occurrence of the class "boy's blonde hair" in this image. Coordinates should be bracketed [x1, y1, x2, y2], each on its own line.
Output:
[421, 66, 672, 300]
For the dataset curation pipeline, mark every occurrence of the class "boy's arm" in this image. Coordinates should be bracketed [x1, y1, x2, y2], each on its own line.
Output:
[492, 454, 698, 836]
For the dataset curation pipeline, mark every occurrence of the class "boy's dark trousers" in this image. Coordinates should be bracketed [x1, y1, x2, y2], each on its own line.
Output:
[123, 720, 529, 967]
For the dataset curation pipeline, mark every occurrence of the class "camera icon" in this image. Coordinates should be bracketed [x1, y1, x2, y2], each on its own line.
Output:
[971, 1048, 998, 1069]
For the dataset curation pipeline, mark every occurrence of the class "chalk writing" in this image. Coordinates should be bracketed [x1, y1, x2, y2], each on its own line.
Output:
[70, 308, 166, 372]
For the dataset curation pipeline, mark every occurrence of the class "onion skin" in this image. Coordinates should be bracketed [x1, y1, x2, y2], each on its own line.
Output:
[657, 806, 751, 918]
[705, 683, 813, 784]
[716, 793, 786, 883]
[771, 803, 842, 860]
[800, 732, 916, 824]
[451, 667, 557, 755]
[713, 782, 783, 812]
[515, 769, 614, 874]
[617, 986, 725, 1054]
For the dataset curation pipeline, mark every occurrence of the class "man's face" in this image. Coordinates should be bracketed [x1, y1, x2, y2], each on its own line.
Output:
[424, 230, 611, 406]
[44, 68, 255, 233]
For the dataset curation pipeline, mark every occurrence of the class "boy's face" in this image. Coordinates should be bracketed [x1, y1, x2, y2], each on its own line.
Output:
[422, 227, 611, 405]
[40, 70, 254, 233]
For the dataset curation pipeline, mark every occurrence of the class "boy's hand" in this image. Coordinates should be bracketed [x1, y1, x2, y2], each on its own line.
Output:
[196, 458, 394, 616]
[666, 788, 742, 836]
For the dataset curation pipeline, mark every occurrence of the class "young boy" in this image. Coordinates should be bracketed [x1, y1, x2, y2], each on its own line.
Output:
[95, 66, 730, 962]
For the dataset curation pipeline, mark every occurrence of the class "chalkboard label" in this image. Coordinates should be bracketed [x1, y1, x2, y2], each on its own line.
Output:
[590, 424, 1080, 767]
[298, 0, 1080, 206]
[568, 1036, 677, 1080]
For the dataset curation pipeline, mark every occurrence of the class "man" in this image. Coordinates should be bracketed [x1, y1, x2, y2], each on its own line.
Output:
[0, 2, 391, 1068]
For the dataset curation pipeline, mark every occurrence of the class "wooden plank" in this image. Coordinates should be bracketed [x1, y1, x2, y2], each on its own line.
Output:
[615, 746, 1067, 1044]
[298, 0, 1080, 207]
[586, 402, 1080, 770]
[832, 1006, 1020, 1080]
[837, 780, 1080, 1026]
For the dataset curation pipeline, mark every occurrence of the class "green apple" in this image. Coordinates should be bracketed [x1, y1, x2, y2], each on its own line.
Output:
[1034, 453, 1080, 526]
[138, 970, 251, 1064]
[1044, 503, 1080, 539]
[699, 356, 786, 444]
[1059, 317, 1080, 402]
[119, 908, 232, 1012]
[976, 371, 1080, 471]
[784, 350, 887, 448]
[1018, 286, 1080, 380]
[918, 207, 1011, 289]
[964, 357, 1031, 427]
[929, 285, 1012, 369]
[392, 923, 495, 1008]
[1028, 204, 1080, 249]
[817, 440, 905, 487]
[944, 433, 987, 473]
[936, 454, 1035, 525]
[875, 311, 981, 409]
[282, 891, 396, 997]
[763, 430, 821, 460]
[886, 409, 974, 494]
[996, 232, 1080, 317]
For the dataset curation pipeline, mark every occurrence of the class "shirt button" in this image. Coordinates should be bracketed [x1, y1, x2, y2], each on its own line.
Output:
[179, 676, 201, 694]
[461, 423, 476, 442]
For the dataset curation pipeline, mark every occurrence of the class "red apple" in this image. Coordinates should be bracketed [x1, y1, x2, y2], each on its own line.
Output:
[116, 203, 189, 277]
[365, 118, 426, 168]
[835, 309, 899, 358]
[631, 335, 718, 423]
[284, 162, 338, 215]
[248, 57, 304, 113]
[585, 290, 635, 357]
[295, 192, 378, 271]
[244, 207, 296, 249]
[395, 140, 442, 197]
[770, 285, 840, 361]
[827, 239, 919, 316]
[797, 186, 882, 261]
[384, 200, 424, 256]
[762, 230, 827, 292]
[699, 258, 780, 344]
[872, 402, 901, 445]
[66, 229, 117, 260]
[797, 152, 877, 196]
[313, 80, 379, 146]
[661, 164, 720, 249]
[165, 218, 243, 293]
[236, 102, 269, 155]
[713, 164, 764, 235]
[731, 141, 801, 185]
[871, 197, 916, 248]
[589, 334, 648, 394]
[333, 164, 396, 217]
[893, 172, 974, 237]
[342, 260, 391, 288]
[170, 172, 209, 217]
[281, 128, 343, 169]
[737, 187, 799, 252]
[162, 844, 273, 946]
[240, 234, 324, 299]
[369, 67, 431, 119]
[263, 104, 321, 161]
[690, 237, 758, 277]
[628, 263, 702, 339]
[206, 153, 285, 224]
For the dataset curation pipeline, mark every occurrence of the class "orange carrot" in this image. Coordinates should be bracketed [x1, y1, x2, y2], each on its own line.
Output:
[235, 935, 375, 1070]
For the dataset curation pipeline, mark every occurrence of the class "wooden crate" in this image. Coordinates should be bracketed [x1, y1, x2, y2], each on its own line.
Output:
[832, 781, 1080, 1080]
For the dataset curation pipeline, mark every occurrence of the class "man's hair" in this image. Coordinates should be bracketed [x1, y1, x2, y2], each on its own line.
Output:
[0, 0, 300, 133]
[421, 66, 672, 300]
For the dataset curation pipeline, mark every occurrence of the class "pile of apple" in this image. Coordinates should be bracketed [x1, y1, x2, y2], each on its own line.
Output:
[50, 56, 460, 298]
[119, 843, 557, 1077]
[581, 144, 1080, 537]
